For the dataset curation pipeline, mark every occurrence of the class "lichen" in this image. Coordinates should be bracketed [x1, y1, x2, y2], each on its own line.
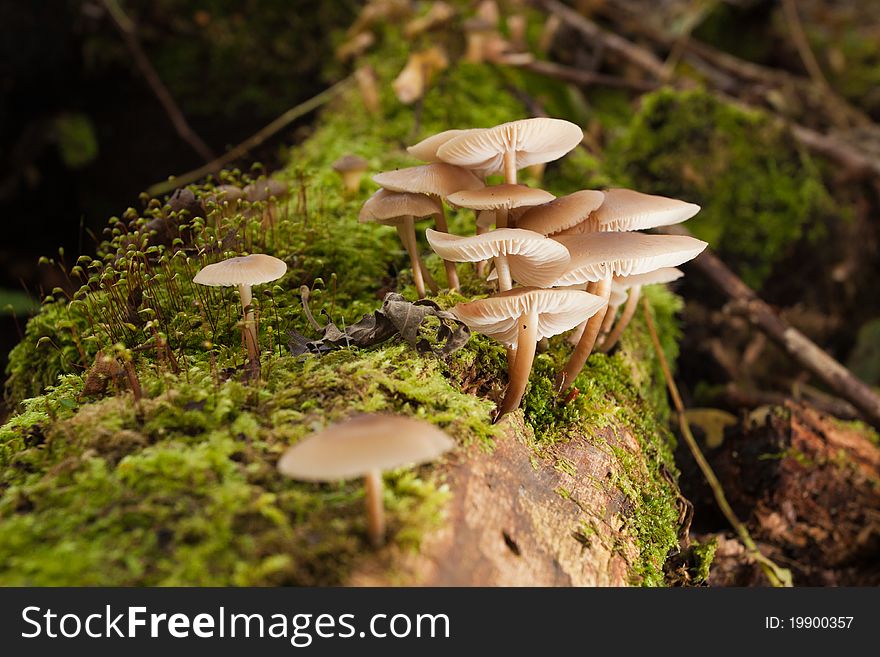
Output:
[1, 14, 687, 586]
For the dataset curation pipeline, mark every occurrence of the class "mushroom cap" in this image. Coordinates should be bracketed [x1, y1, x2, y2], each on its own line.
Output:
[558, 188, 700, 234]
[277, 414, 454, 481]
[551, 233, 707, 285]
[193, 253, 287, 287]
[359, 189, 442, 225]
[372, 163, 484, 199]
[437, 118, 583, 174]
[426, 228, 570, 287]
[244, 179, 289, 202]
[407, 129, 479, 163]
[517, 190, 606, 235]
[446, 184, 554, 210]
[452, 287, 607, 347]
[475, 207, 528, 230]
[332, 154, 369, 172]
[614, 266, 684, 289]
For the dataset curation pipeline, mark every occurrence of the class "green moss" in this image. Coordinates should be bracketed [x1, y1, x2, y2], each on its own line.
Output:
[2, 11, 687, 586]
[608, 88, 836, 288]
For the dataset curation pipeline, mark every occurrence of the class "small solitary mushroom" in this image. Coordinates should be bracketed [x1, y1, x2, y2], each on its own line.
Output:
[437, 117, 583, 185]
[551, 232, 707, 390]
[193, 253, 287, 373]
[598, 267, 684, 352]
[452, 287, 606, 420]
[393, 46, 449, 105]
[277, 414, 454, 547]
[359, 189, 442, 297]
[426, 227, 569, 292]
[373, 163, 484, 290]
[332, 154, 369, 194]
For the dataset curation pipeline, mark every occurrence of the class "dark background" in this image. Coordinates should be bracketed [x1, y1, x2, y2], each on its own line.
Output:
[0, 0, 360, 376]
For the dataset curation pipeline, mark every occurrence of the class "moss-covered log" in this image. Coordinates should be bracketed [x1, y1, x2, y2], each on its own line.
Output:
[0, 15, 691, 586]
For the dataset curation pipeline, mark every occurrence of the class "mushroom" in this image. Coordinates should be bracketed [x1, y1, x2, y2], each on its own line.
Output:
[335, 31, 375, 62]
[407, 129, 479, 163]
[568, 284, 628, 346]
[447, 183, 554, 230]
[452, 287, 607, 420]
[373, 163, 484, 290]
[359, 189, 442, 298]
[193, 253, 287, 372]
[556, 188, 700, 235]
[426, 227, 569, 292]
[355, 65, 381, 114]
[244, 178, 290, 228]
[463, 17, 496, 63]
[332, 154, 369, 194]
[277, 414, 454, 547]
[598, 267, 684, 352]
[550, 232, 707, 390]
[437, 117, 583, 184]
[517, 190, 607, 236]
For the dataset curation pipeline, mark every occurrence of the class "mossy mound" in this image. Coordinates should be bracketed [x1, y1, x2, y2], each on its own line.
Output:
[1, 18, 686, 586]
[609, 88, 836, 288]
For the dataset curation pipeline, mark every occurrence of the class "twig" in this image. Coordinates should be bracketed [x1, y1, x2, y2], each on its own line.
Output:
[147, 77, 353, 196]
[719, 383, 862, 421]
[539, 0, 879, 177]
[505, 58, 659, 92]
[780, 0, 832, 100]
[642, 297, 792, 587]
[658, 225, 880, 429]
[101, 0, 214, 162]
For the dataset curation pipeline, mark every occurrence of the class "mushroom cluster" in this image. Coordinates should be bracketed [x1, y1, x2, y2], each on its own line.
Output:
[359, 117, 708, 421]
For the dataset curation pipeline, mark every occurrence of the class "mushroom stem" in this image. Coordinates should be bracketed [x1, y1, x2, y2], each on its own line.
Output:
[503, 149, 517, 185]
[364, 468, 386, 548]
[341, 171, 362, 194]
[300, 285, 324, 332]
[396, 218, 427, 298]
[495, 309, 539, 421]
[237, 283, 260, 365]
[494, 255, 513, 292]
[597, 299, 620, 343]
[475, 218, 490, 277]
[432, 207, 460, 290]
[495, 206, 509, 229]
[559, 275, 612, 391]
[600, 285, 641, 352]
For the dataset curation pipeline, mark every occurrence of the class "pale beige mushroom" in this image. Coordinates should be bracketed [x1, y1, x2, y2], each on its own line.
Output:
[447, 183, 554, 229]
[598, 267, 684, 352]
[517, 190, 607, 235]
[437, 117, 583, 184]
[551, 232, 707, 390]
[404, 1, 455, 38]
[426, 227, 570, 292]
[557, 188, 700, 235]
[277, 414, 454, 547]
[373, 163, 484, 290]
[332, 154, 369, 194]
[407, 129, 479, 163]
[393, 46, 448, 105]
[193, 254, 287, 372]
[452, 287, 606, 420]
[359, 189, 442, 298]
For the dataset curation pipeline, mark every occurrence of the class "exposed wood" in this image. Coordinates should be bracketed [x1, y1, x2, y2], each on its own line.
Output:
[351, 416, 648, 586]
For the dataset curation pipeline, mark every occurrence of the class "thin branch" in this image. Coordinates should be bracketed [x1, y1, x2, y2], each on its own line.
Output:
[658, 225, 880, 429]
[780, 0, 832, 98]
[101, 0, 214, 161]
[506, 58, 660, 93]
[147, 77, 354, 196]
[642, 297, 792, 587]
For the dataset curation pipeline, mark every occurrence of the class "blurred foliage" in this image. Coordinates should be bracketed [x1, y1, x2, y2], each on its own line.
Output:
[609, 88, 837, 288]
[54, 113, 99, 169]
